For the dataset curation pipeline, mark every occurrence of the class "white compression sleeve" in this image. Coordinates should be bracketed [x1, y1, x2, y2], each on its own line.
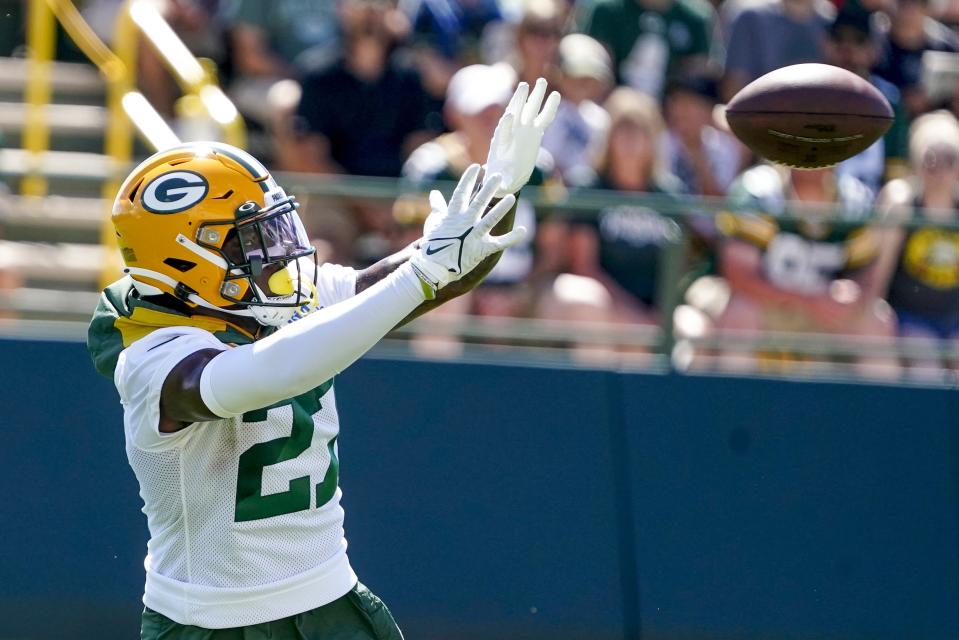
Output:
[200, 262, 425, 417]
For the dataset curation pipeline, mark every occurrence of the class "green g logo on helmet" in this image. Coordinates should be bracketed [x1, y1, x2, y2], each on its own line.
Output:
[142, 170, 209, 214]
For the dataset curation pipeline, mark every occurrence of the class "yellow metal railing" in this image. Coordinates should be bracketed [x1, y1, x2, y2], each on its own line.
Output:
[23, 0, 246, 197]
[24, 0, 247, 286]
[126, 0, 246, 149]
[22, 0, 56, 196]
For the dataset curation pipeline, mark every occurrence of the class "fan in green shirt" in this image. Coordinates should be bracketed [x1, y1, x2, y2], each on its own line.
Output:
[577, 0, 716, 99]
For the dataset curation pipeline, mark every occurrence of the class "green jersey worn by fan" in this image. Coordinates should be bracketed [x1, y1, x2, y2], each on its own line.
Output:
[716, 164, 895, 372]
[86, 82, 558, 638]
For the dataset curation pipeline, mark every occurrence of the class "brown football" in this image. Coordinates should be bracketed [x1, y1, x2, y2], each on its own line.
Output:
[725, 63, 894, 169]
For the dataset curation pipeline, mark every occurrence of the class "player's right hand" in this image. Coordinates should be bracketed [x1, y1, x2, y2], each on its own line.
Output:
[485, 77, 560, 198]
[409, 163, 525, 299]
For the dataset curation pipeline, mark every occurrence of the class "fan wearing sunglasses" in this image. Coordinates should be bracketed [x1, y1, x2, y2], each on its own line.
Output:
[876, 110, 959, 372]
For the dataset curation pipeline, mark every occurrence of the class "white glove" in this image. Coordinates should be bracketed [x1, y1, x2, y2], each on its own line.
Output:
[409, 163, 525, 299]
[485, 77, 561, 198]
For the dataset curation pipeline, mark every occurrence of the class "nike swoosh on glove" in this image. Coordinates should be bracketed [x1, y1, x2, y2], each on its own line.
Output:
[409, 163, 525, 299]
[485, 77, 561, 198]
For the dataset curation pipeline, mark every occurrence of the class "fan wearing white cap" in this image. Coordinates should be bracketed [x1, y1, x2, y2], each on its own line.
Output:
[541, 33, 614, 187]
[403, 65, 560, 297]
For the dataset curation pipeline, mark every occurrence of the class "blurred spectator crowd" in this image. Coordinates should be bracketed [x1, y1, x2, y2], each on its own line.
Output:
[12, 0, 959, 377]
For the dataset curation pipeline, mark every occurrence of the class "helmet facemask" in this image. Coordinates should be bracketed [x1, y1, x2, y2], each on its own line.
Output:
[197, 194, 319, 327]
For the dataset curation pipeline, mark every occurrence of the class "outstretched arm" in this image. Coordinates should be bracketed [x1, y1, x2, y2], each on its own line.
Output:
[157, 166, 523, 431]
[160, 264, 429, 431]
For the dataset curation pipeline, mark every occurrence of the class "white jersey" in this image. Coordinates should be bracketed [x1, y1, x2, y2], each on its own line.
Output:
[113, 263, 358, 628]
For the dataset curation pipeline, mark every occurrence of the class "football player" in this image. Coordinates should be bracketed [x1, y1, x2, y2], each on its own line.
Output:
[87, 80, 558, 639]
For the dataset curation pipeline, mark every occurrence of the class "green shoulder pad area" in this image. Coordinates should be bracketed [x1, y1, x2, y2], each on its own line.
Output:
[87, 278, 134, 380]
[86, 277, 258, 380]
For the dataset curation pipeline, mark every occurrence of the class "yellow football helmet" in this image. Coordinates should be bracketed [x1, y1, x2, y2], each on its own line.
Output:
[112, 142, 317, 327]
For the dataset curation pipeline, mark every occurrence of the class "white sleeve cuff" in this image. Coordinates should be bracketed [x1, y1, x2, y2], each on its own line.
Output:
[200, 360, 242, 419]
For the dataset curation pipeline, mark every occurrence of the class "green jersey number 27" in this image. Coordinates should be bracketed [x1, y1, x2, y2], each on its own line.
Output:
[234, 383, 339, 522]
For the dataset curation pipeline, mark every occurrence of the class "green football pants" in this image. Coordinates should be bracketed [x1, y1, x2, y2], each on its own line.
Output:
[140, 582, 404, 640]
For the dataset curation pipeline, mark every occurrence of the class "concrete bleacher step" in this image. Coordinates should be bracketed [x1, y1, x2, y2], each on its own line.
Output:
[0, 194, 106, 244]
[0, 148, 112, 180]
[0, 58, 127, 316]
[3, 131, 108, 155]
[0, 103, 109, 154]
[0, 57, 104, 103]
[0, 148, 115, 196]
[0, 56, 117, 186]
[1, 194, 105, 227]
[0, 239, 104, 288]
[0, 102, 108, 137]
[0, 286, 100, 321]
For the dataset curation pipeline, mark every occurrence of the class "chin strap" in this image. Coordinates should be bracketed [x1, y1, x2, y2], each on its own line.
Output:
[123, 265, 317, 327]
[123, 267, 256, 318]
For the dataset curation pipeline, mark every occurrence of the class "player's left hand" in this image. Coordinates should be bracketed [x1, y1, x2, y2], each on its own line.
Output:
[485, 77, 560, 198]
[410, 164, 525, 298]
